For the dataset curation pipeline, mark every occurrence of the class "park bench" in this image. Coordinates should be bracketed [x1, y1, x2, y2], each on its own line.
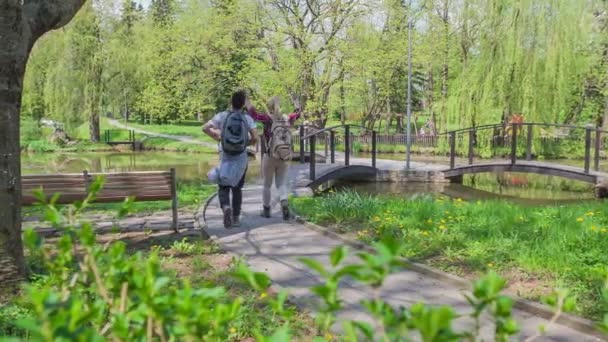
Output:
[21, 169, 179, 232]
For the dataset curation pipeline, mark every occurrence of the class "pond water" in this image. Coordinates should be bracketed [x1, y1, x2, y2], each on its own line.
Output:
[334, 172, 595, 206]
[22, 151, 597, 204]
[21, 151, 262, 182]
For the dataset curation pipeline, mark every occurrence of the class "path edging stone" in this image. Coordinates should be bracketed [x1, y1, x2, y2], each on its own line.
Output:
[294, 216, 606, 340]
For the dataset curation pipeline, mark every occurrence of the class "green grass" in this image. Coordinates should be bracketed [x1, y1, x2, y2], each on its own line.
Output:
[142, 137, 216, 153]
[291, 191, 608, 320]
[124, 120, 216, 143]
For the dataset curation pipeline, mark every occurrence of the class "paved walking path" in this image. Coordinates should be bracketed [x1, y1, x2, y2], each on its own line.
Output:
[199, 174, 604, 341]
[107, 119, 217, 148]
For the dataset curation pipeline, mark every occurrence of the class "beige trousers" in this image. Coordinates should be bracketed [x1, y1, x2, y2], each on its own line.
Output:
[262, 154, 289, 207]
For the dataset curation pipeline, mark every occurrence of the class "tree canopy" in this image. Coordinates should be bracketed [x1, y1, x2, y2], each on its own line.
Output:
[21, 0, 608, 134]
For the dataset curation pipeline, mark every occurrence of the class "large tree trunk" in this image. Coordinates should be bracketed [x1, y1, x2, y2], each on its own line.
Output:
[0, 0, 86, 287]
[0, 4, 30, 289]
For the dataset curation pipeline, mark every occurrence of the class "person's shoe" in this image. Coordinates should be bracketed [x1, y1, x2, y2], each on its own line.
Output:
[223, 207, 233, 229]
[261, 206, 271, 218]
[281, 200, 290, 221]
[232, 215, 241, 227]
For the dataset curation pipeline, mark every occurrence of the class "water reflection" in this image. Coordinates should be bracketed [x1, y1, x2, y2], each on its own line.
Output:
[21, 152, 262, 182]
[334, 172, 595, 206]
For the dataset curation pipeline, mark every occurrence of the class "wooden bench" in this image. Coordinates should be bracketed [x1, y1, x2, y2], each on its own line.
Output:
[22, 169, 179, 232]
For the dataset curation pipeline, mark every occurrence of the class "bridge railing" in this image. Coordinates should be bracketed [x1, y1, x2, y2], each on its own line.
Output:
[447, 123, 607, 174]
[300, 124, 378, 181]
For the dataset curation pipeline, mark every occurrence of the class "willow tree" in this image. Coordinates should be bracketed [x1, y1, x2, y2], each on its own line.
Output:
[0, 0, 86, 287]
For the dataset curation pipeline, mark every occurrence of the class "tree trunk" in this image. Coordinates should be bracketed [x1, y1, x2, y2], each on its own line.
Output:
[0, 6, 29, 289]
[440, 0, 449, 128]
[89, 111, 100, 142]
[340, 73, 346, 125]
[603, 95, 608, 131]
[427, 64, 437, 134]
[1, 0, 86, 287]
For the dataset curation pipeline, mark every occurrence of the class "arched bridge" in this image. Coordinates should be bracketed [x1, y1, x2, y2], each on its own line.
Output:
[441, 123, 608, 186]
[296, 124, 379, 189]
[292, 122, 608, 192]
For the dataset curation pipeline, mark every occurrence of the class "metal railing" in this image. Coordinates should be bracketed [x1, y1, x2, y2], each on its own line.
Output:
[299, 124, 378, 181]
[445, 122, 608, 174]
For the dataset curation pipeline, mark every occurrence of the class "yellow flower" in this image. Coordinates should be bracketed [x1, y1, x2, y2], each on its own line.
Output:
[422, 231, 429, 236]
[585, 211, 594, 216]
[427, 219, 433, 224]
[487, 262, 494, 268]
[230, 327, 237, 334]
[576, 217, 584, 223]
[440, 219, 446, 224]
[439, 224, 447, 230]
[324, 333, 334, 340]
[259, 292, 268, 299]
[591, 226, 598, 231]
[456, 198, 463, 202]
[602, 228, 607, 233]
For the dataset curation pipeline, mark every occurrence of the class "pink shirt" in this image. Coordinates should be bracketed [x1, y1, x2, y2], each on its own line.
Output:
[247, 108, 301, 141]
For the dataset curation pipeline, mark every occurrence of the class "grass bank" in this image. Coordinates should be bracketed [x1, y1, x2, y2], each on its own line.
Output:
[291, 191, 608, 320]
[142, 136, 216, 153]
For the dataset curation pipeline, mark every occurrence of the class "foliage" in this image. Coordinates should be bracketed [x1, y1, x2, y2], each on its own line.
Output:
[291, 192, 608, 320]
[6, 178, 607, 340]
[20, 0, 608, 136]
[7, 178, 297, 341]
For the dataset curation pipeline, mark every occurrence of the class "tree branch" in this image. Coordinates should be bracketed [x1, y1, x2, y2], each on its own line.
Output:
[22, 0, 87, 41]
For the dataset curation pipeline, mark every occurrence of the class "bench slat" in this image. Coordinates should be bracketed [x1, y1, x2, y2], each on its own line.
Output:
[88, 171, 171, 177]
[88, 176, 171, 184]
[98, 187, 171, 193]
[93, 194, 173, 203]
[103, 179, 169, 184]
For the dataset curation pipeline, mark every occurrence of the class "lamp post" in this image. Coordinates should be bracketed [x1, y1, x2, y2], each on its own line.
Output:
[405, 0, 413, 169]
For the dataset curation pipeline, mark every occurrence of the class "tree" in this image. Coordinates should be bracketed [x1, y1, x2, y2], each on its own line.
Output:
[257, 0, 364, 127]
[0, 0, 86, 287]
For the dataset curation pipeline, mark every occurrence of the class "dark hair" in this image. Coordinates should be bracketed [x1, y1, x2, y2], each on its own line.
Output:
[231, 90, 247, 110]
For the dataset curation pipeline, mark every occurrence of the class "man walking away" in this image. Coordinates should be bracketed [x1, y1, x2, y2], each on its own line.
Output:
[203, 90, 258, 228]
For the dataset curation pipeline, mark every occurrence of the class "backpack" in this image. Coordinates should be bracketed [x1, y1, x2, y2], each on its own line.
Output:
[269, 117, 292, 161]
[221, 111, 249, 155]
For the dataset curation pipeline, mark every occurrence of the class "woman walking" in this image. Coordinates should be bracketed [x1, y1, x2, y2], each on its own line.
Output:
[247, 97, 301, 220]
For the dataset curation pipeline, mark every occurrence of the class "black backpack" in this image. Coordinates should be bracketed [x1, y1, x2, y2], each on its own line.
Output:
[221, 111, 248, 155]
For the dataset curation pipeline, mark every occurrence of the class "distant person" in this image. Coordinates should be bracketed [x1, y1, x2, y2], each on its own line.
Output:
[203, 90, 258, 228]
[247, 96, 301, 220]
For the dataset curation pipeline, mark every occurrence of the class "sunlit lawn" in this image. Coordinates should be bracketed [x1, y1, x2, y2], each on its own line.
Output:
[291, 191, 608, 319]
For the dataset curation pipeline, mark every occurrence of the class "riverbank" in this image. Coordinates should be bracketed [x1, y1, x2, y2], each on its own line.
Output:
[290, 191, 608, 320]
